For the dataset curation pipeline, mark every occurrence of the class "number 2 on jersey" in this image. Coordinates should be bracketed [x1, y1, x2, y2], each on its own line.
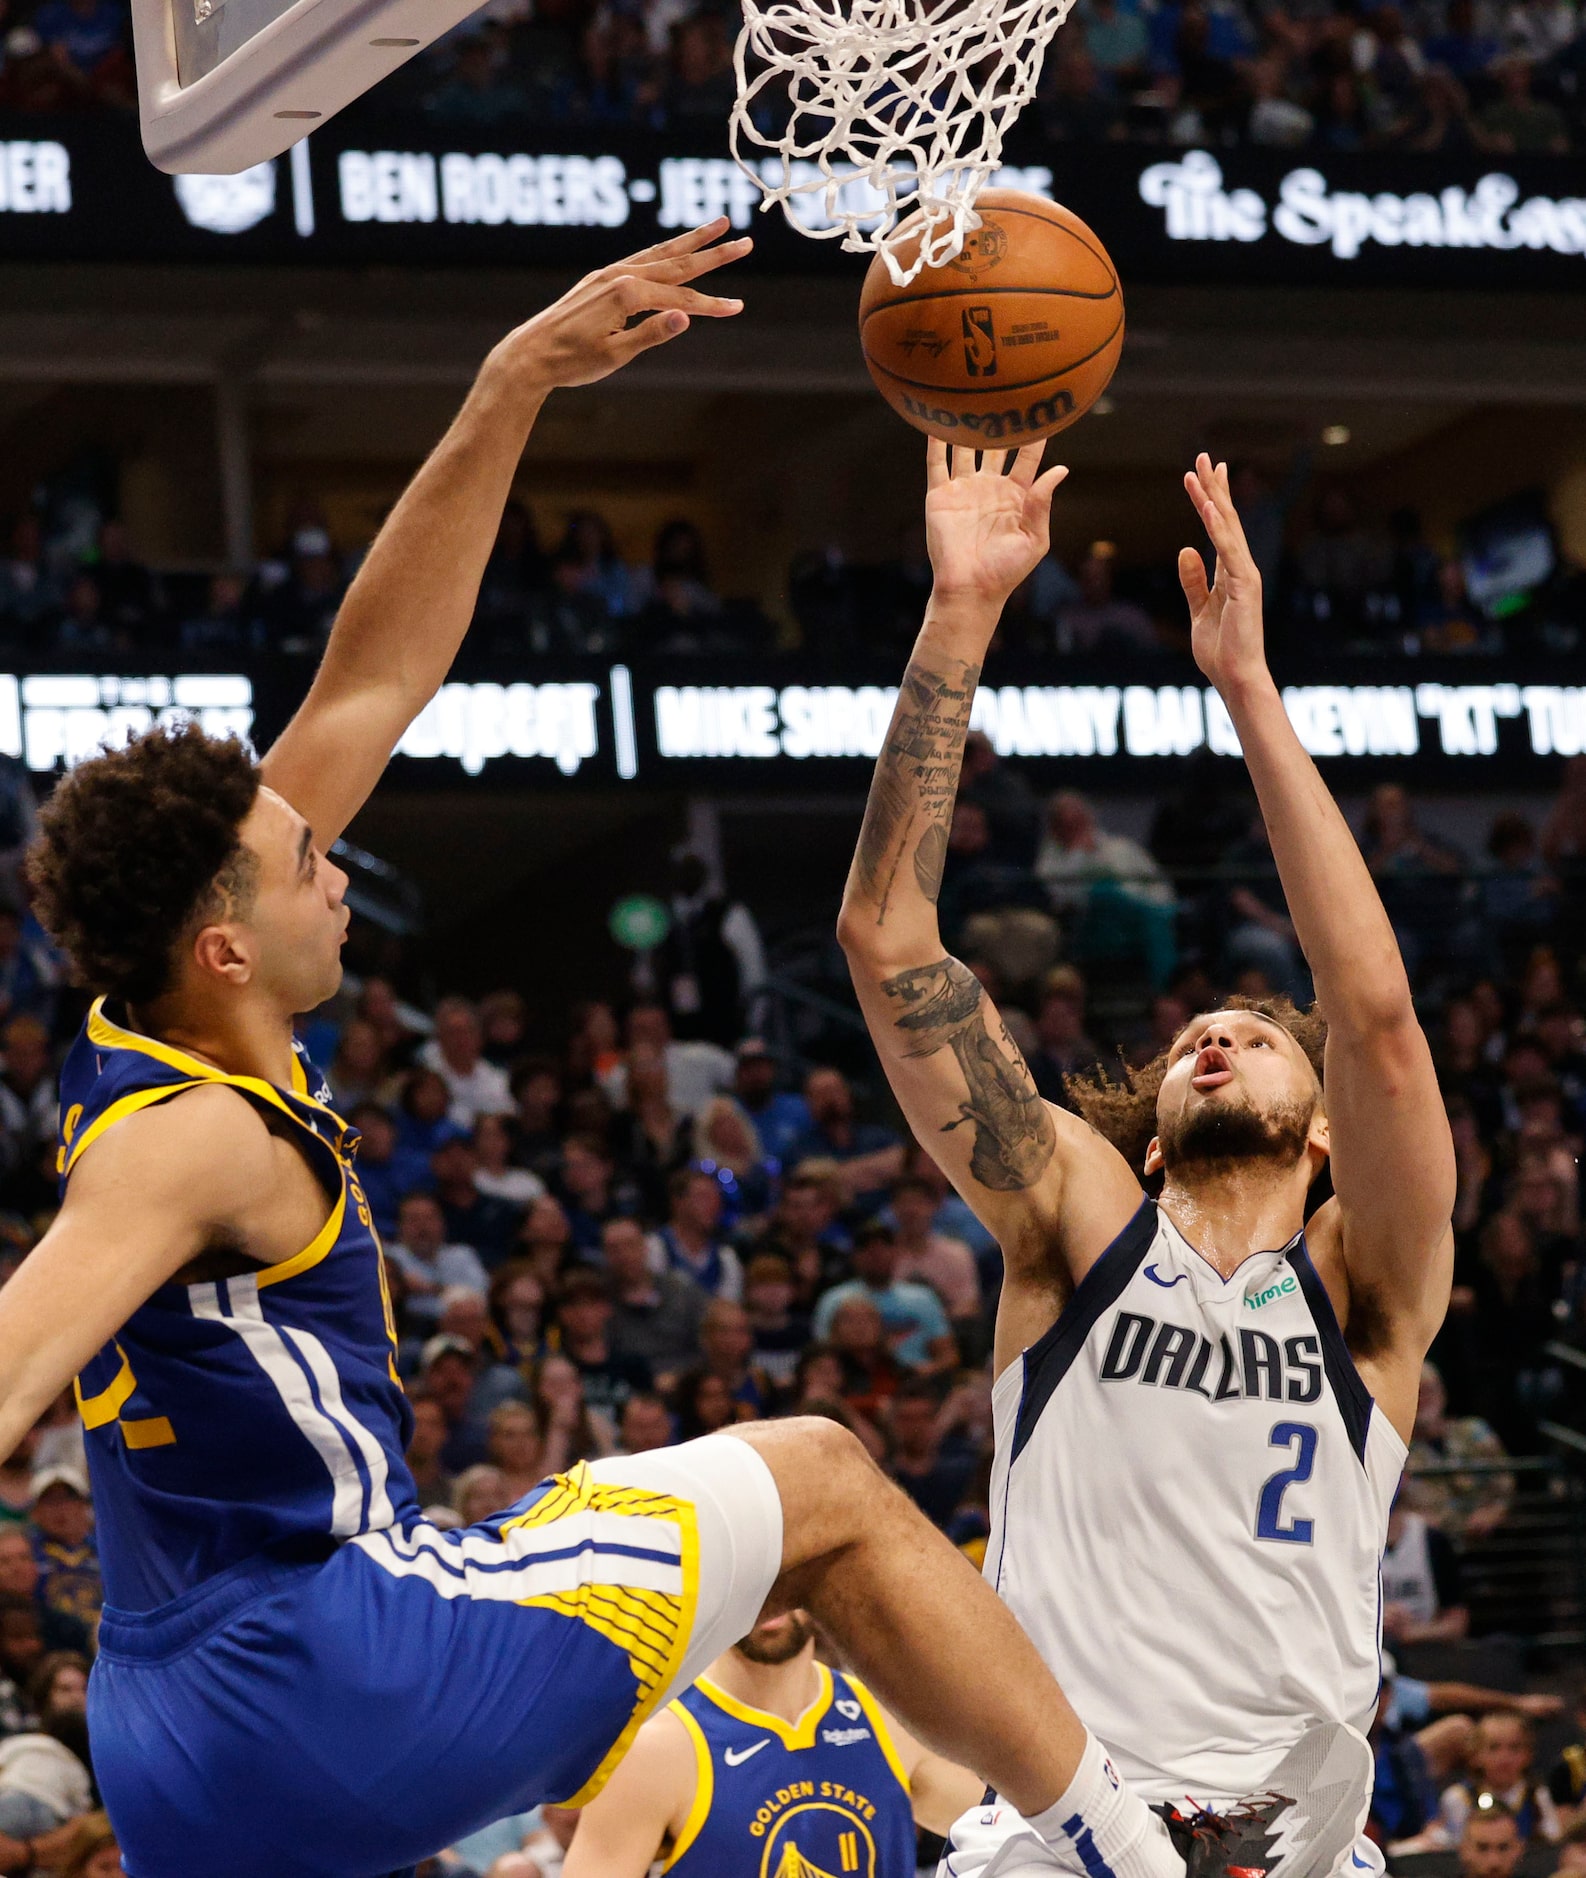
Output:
[1256, 1421, 1317, 1544]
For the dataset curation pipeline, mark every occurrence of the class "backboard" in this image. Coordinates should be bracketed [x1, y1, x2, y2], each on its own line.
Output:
[131, 0, 488, 174]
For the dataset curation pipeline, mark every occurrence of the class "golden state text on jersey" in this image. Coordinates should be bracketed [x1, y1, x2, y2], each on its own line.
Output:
[666, 1665, 917, 1878]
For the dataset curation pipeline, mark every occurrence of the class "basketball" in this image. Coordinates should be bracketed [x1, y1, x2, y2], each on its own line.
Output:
[858, 190, 1125, 446]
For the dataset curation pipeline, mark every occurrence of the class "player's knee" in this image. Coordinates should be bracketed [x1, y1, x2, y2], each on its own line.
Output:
[737, 1410, 871, 1478]
[728, 1413, 880, 1540]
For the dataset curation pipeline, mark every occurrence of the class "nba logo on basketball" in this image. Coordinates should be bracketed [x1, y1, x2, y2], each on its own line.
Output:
[962, 307, 997, 377]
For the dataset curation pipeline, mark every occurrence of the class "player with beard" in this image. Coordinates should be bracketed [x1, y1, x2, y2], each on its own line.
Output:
[563, 1608, 983, 1877]
[839, 446, 1455, 1878]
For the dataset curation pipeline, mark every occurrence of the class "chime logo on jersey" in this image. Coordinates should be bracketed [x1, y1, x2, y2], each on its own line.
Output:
[1244, 1273, 1299, 1311]
[1098, 1309, 1323, 1402]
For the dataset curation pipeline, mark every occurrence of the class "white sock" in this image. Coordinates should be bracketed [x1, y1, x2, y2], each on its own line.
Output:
[1028, 1733, 1185, 1878]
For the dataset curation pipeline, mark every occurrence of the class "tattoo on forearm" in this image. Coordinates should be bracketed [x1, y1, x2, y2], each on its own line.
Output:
[854, 659, 979, 924]
[913, 822, 948, 903]
[881, 957, 1057, 1192]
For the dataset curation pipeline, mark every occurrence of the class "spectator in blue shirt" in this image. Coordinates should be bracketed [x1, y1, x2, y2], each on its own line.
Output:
[796, 1067, 904, 1213]
[26, 1467, 99, 1628]
[431, 1133, 522, 1268]
[385, 1192, 489, 1328]
[555, 1133, 630, 1256]
[648, 1166, 744, 1301]
[732, 1039, 812, 1167]
[813, 1221, 957, 1372]
[348, 1104, 431, 1240]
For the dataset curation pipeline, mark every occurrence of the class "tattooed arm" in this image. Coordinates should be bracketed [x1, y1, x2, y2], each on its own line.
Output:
[838, 443, 1143, 1361]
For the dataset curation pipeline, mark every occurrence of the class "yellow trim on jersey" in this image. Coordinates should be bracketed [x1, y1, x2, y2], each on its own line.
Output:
[497, 1464, 701, 1809]
[86, 1000, 344, 1131]
[695, 1663, 833, 1752]
[75, 1346, 135, 1428]
[842, 1676, 910, 1796]
[69, 999, 355, 1289]
[255, 1186, 347, 1290]
[75, 1345, 177, 1449]
[662, 1699, 715, 1872]
[121, 1416, 176, 1449]
[64, 1079, 205, 1175]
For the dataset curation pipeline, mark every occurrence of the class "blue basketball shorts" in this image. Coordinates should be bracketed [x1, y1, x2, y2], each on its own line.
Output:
[90, 1435, 783, 1878]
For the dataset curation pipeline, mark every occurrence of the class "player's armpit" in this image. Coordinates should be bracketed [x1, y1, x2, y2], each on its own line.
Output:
[877, 1703, 986, 1836]
[560, 1707, 696, 1878]
[0, 1085, 280, 1469]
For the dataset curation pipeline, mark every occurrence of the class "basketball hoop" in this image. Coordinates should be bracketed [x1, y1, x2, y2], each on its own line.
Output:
[131, 0, 485, 174]
[729, 0, 1078, 287]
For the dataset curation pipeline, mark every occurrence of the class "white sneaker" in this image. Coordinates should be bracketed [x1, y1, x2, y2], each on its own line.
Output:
[1153, 1723, 1374, 1878]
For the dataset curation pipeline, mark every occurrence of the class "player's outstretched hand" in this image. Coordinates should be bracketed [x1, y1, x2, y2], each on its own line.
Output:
[1180, 453, 1270, 694]
[488, 217, 751, 399]
[925, 440, 1069, 614]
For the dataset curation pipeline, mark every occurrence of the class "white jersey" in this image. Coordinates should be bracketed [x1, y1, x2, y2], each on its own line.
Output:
[986, 1197, 1404, 1806]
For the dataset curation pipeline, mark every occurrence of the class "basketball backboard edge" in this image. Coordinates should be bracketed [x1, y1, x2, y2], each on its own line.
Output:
[131, 0, 486, 174]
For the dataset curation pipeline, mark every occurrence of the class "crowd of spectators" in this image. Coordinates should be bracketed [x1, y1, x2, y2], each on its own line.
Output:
[2, 464, 1583, 667]
[0, 501, 781, 663]
[1, 0, 1581, 155]
[1035, 0, 1583, 153]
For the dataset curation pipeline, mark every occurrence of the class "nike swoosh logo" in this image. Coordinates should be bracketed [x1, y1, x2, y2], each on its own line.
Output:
[724, 1739, 771, 1766]
[1143, 1264, 1188, 1288]
[1352, 1855, 1374, 1868]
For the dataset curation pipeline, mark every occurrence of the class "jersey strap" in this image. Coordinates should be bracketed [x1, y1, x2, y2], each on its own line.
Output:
[842, 1675, 911, 1795]
[69, 999, 354, 1178]
[1013, 1196, 1156, 1462]
[1285, 1243, 1372, 1463]
[663, 1701, 716, 1872]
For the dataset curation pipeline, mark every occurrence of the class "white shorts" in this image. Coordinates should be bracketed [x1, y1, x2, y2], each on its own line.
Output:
[588, 1431, 785, 1704]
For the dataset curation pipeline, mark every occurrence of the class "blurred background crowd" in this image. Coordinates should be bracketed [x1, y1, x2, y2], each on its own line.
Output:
[0, 714, 1576, 1868]
[1, 446, 1582, 666]
[0, 0, 1581, 153]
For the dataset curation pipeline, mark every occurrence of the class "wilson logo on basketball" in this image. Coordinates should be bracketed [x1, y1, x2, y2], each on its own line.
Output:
[962, 308, 997, 377]
[899, 389, 1074, 441]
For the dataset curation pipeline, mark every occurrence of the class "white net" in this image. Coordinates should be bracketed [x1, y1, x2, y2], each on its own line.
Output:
[729, 0, 1077, 286]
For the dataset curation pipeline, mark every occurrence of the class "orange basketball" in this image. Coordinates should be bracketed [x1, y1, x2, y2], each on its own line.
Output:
[858, 190, 1125, 446]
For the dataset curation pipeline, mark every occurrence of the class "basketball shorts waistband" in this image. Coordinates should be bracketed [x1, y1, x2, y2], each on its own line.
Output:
[98, 1552, 323, 1666]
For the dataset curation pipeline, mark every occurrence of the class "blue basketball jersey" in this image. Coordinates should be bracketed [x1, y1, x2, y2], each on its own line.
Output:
[666, 1664, 916, 1878]
[60, 998, 418, 1614]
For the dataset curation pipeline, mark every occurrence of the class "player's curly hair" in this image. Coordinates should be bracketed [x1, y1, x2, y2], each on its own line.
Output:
[1065, 995, 1328, 1173]
[27, 721, 261, 1004]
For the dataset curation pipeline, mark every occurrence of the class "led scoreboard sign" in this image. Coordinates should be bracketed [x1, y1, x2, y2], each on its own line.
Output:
[9, 667, 1586, 786]
[0, 113, 1583, 288]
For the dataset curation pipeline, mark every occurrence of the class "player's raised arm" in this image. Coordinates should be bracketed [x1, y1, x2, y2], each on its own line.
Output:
[838, 443, 1139, 1305]
[261, 220, 750, 850]
[1179, 454, 1455, 1423]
